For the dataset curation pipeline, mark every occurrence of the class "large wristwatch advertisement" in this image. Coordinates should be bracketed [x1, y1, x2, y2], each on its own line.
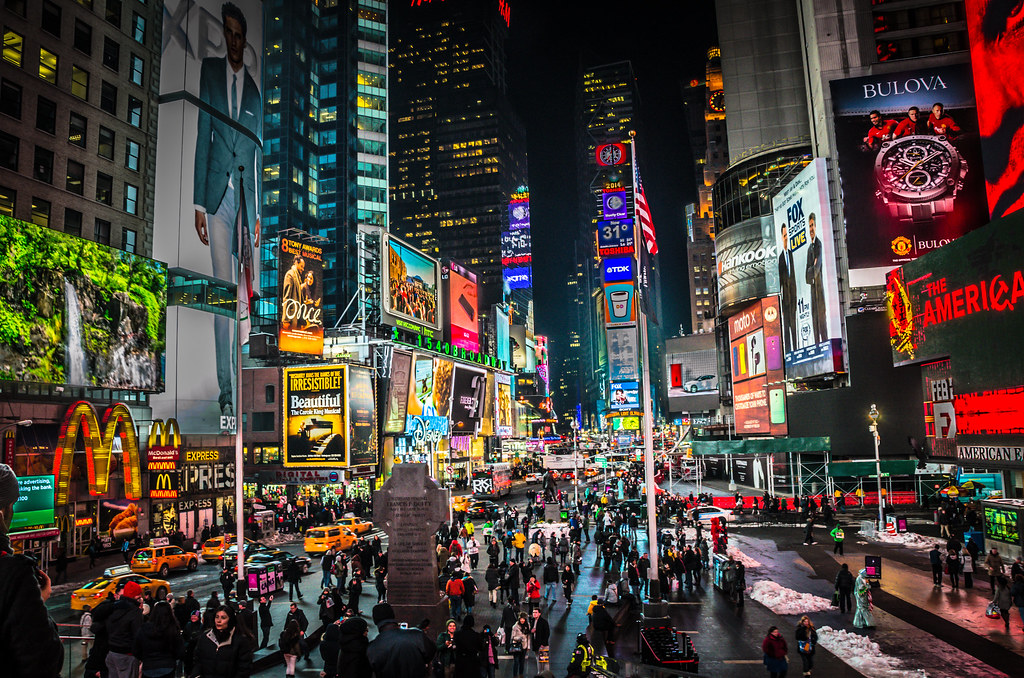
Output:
[874, 134, 967, 221]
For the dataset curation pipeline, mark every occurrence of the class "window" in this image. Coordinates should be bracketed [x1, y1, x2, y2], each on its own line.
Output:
[265, 384, 274, 403]
[98, 126, 113, 159]
[124, 139, 139, 170]
[131, 13, 144, 44]
[127, 96, 142, 127]
[66, 160, 84, 195]
[4, 29, 23, 67]
[124, 182, 137, 214]
[95, 172, 112, 204]
[39, 48, 58, 83]
[74, 0, 92, 9]
[69, 113, 87, 147]
[0, 79, 21, 118]
[129, 54, 143, 85]
[0, 131, 17, 170]
[64, 208, 82, 236]
[251, 411, 275, 432]
[33, 146, 53, 183]
[100, 81, 117, 114]
[71, 66, 89, 100]
[105, 0, 121, 28]
[102, 37, 119, 72]
[94, 218, 110, 245]
[122, 227, 136, 252]
[0, 185, 14, 216]
[41, 2, 61, 37]
[73, 20, 91, 54]
[5, 0, 26, 17]
[37, 96, 56, 134]
[30, 197, 50, 228]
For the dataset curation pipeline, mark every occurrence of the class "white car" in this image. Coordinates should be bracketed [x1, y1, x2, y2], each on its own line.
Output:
[687, 506, 735, 524]
[683, 375, 717, 392]
[526, 472, 542, 484]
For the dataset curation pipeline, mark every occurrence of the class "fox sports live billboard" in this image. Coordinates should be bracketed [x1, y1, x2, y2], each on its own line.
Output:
[0, 216, 166, 391]
[830, 63, 988, 285]
[383, 235, 442, 338]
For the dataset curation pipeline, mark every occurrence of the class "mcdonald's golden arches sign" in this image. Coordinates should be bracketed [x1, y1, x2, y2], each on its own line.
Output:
[53, 401, 143, 505]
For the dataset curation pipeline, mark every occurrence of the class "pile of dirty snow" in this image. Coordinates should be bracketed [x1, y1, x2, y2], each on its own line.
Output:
[728, 547, 762, 569]
[817, 626, 928, 677]
[261, 531, 301, 546]
[747, 580, 833, 614]
[862, 530, 944, 550]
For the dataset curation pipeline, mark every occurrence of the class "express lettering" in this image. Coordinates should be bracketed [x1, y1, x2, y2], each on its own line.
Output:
[861, 75, 948, 99]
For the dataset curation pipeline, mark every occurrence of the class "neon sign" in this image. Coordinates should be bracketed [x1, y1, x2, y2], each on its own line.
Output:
[53, 401, 142, 505]
[498, 0, 510, 27]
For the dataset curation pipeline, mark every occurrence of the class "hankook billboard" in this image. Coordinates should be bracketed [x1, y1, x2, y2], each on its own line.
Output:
[715, 215, 779, 314]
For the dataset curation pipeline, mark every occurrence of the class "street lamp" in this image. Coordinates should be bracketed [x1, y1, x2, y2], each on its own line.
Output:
[571, 419, 580, 505]
[868, 404, 884, 531]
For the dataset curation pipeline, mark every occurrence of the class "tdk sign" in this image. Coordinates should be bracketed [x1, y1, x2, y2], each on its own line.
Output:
[603, 257, 634, 283]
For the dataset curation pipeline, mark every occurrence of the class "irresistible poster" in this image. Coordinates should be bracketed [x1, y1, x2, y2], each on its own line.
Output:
[283, 367, 346, 467]
[448, 262, 480, 353]
[383, 235, 441, 335]
[384, 350, 413, 434]
[278, 237, 324, 355]
[771, 160, 845, 378]
[607, 326, 639, 381]
[347, 366, 377, 466]
[450, 365, 487, 433]
[965, 0, 1024, 219]
[728, 297, 787, 436]
[830, 64, 988, 283]
[495, 373, 513, 437]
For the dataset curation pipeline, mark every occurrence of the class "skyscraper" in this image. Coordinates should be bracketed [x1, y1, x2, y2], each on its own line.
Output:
[389, 0, 530, 324]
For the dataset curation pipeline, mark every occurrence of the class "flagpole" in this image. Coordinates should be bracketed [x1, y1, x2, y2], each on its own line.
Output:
[235, 165, 246, 599]
[629, 130, 664, 614]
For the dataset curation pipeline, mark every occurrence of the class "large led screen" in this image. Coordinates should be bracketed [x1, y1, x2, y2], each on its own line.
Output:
[10, 475, 55, 535]
[495, 373, 513, 437]
[728, 297, 787, 436]
[384, 350, 413, 435]
[279, 237, 324, 356]
[965, 0, 1024, 219]
[666, 348, 719, 412]
[450, 365, 487, 434]
[0, 216, 166, 390]
[448, 262, 480, 353]
[384, 235, 441, 335]
[830, 64, 988, 284]
[609, 381, 640, 411]
[407, 354, 454, 418]
[347, 366, 377, 466]
[607, 326, 639, 381]
[284, 367, 345, 467]
[771, 160, 845, 379]
[715, 215, 778, 313]
[494, 306, 511, 369]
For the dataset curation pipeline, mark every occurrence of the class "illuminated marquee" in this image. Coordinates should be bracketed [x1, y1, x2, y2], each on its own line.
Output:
[53, 401, 142, 505]
[147, 418, 181, 450]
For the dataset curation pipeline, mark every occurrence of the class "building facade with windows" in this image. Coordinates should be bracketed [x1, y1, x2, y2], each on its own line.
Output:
[0, 0, 161, 255]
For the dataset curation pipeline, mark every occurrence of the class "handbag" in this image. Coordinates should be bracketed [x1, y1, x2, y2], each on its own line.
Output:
[986, 602, 1002, 619]
[509, 641, 524, 654]
[798, 640, 813, 654]
[830, 591, 839, 607]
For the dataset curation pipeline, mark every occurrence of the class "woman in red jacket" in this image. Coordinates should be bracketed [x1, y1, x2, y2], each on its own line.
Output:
[761, 625, 789, 678]
[525, 575, 541, 614]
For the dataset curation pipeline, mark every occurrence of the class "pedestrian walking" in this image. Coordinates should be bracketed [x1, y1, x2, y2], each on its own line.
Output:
[561, 565, 576, 608]
[132, 601, 183, 678]
[1011, 573, 1024, 630]
[946, 547, 962, 591]
[436, 619, 458, 678]
[834, 563, 854, 614]
[852, 569, 875, 628]
[761, 626, 789, 678]
[106, 581, 145, 678]
[279, 619, 304, 678]
[993, 576, 1013, 631]
[802, 516, 815, 545]
[795, 615, 818, 676]
[191, 605, 255, 678]
[445, 574, 465, 620]
[929, 546, 944, 587]
[510, 613, 531, 678]
[962, 546, 974, 589]
[829, 524, 845, 555]
[986, 548, 1006, 590]
[481, 625, 500, 678]
[286, 558, 304, 601]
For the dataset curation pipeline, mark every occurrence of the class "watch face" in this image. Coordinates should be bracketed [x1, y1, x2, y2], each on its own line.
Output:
[599, 145, 622, 165]
[708, 90, 725, 113]
[874, 135, 961, 203]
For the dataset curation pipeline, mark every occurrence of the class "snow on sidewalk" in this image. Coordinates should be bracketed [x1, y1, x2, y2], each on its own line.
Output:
[727, 547, 762, 569]
[860, 530, 945, 550]
[817, 626, 928, 678]
[747, 580, 833, 614]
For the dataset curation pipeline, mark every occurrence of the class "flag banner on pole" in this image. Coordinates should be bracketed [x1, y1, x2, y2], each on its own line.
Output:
[237, 184, 253, 346]
[633, 155, 658, 255]
[637, 238, 659, 326]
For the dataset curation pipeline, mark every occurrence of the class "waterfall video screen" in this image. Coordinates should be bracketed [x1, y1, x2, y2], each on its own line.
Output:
[0, 216, 167, 390]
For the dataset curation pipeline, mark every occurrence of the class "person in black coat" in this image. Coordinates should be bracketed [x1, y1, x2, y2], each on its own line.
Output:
[453, 615, 482, 678]
[286, 601, 311, 662]
[257, 596, 274, 649]
[133, 601, 184, 678]
[336, 616, 372, 678]
[286, 559, 304, 601]
[348, 576, 363, 616]
[318, 587, 344, 627]
[189, 605, 254, 678]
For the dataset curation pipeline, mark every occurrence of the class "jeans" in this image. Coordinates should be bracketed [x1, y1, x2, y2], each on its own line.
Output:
[512, 652, 526, 677]
[837, 587, 852, 613]
[321, 570, 333, 588]
[545, 582, 557, 599]
[450, 598, 462, 619]
[284, 653, 298, 675]
[799, 652, 813, 672]
[289, 580, 303, 600]
[207, 184, 240, 413]
[483, 663, 496, 678]
[1017, 606, 1024, 626]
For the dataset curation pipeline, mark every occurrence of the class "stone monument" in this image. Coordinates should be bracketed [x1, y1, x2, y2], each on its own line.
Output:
[374, 463, 451, 630]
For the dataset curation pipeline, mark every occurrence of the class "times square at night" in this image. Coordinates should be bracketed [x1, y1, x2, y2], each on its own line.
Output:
[2, 0, 1024, 677]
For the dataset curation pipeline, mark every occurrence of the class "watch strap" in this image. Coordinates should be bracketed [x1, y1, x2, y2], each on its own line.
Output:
[887, 197, 955, 221]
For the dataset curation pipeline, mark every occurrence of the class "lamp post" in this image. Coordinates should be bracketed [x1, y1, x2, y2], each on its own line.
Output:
[868, 404, 884, 530]
[571, 419, 580, 505]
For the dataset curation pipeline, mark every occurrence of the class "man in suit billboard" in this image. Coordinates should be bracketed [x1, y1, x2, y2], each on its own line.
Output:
[777, 223, 798, 350]
[804, 214, 827, 345]
[192, 2, 262, 418]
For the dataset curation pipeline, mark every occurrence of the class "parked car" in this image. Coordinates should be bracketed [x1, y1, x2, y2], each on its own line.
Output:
[71, 574, 170, 611]
[683, 375, 717, 393]
[130, 545, 199, 576]
[687, 506, 735, 524]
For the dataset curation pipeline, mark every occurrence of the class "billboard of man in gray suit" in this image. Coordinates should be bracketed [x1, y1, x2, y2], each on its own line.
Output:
[193, 2, 262, 418]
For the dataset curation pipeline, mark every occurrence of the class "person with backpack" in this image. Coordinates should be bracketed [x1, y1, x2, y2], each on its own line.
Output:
[279, 619, 304, 678]
[830, 523, 845, 555]
[794, 615, 818, 676]
[446, 573, 466, 620]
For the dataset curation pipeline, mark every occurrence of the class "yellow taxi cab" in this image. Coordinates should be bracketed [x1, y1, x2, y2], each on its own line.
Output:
[451, 496, 471, 514]
[71, 573, 170, 611]
[585, 467, 600, 478]
[336, 517, 373, 535]
[130, 545, 199, 576]
[304, 525, 357, 554]
[200, 535, 254, 563]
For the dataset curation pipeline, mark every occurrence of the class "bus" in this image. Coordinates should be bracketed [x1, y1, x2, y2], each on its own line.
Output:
[472, 463, 512, 498]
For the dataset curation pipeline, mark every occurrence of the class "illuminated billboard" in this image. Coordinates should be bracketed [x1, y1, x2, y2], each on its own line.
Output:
[279, 237, 324, 356]
[503, 267, 532, 290]
[607, 326, 639, 381]
[728, 297, 787, 436]
[447, 261, 480, 353]
[450, 365, 487, 434]
[0, 216, 166, 391]
[383, 235, 442, 337]
[830, 64, 988, 284]
[771, 160, 844, 379]
[715, 215, 779, 313]
[10, 475, 55, 535]
[347, 366, 377, 467]
[597, 219, 635, 257]
[283, 367, 346, 467]
[609, 381, 640, 411]
[604, 282, 637, 327]
[495, 373, 513, 437]
[965, 0, 1024, 220]
[602, 190, 628, 219]
[494, 306, 511, 369]
[384, 350, 413, 435]
[667, 348, 719, 412]
[508, 200, 530, 230]
[501, 231, 532, 267]
[602, 257, 634, 284]
[407, 354, 454, 418]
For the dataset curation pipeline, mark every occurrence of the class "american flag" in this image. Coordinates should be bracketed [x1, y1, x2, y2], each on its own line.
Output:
[633, 157, 658, 255]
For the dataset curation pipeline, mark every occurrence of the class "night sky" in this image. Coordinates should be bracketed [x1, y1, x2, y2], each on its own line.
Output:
[506, 1, 719, 367]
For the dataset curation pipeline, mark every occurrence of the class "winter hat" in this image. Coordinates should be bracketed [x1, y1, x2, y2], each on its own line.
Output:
[340, 617, 369, 636]
[0, 464, 18, 506]
[371, 602, 396, 626]
[122, 581, 144, 599]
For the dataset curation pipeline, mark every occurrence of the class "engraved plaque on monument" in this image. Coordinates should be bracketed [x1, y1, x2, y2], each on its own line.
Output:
[374, 463, 451, 629]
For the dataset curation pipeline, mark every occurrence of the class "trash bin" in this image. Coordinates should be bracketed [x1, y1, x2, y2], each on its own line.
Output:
[711, 553, 729, 591]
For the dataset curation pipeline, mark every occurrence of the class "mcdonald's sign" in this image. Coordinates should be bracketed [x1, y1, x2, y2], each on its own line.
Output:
[148, 419, 181, 450]
[150, 470, 179, 499]
[53, 401, 142, 505]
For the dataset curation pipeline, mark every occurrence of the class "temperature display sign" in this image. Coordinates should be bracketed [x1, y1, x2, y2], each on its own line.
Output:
[597, 219, 635, 257]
